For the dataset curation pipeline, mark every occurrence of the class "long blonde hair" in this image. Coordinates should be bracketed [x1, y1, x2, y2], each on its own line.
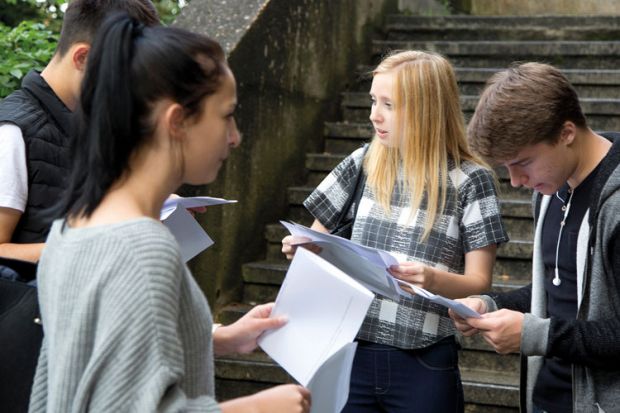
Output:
[364, 50, 490, 240]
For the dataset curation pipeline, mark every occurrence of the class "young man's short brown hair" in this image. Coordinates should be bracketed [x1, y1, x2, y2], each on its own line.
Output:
[56, 0, 160, 57]
[467, 62, 587, 163]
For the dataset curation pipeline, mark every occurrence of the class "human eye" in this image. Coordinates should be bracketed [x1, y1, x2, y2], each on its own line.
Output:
[385, 101, 393, 110]
[225, 104, 237, 119]
[370, 96, 376, 106]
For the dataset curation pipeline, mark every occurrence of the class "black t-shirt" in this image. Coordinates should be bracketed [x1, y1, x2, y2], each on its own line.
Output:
[533, 164, 600, 413]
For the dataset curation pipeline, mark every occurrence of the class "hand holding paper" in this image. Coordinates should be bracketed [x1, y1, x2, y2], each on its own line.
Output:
[396, 279, 481, 319]
[280, 221, 402, 301]
[259, 248, 373, 413]
[280, 221, 481, 319]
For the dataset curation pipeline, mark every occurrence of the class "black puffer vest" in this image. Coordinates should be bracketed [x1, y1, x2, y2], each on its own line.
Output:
[0, 71, 72, 243]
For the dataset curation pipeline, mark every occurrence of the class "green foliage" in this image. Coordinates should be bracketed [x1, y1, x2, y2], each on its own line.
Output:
[0, 0, 187, 98]
[156, 0, 187, 25]
[0, 0, 67, 26]
[0, 21, 58, 97]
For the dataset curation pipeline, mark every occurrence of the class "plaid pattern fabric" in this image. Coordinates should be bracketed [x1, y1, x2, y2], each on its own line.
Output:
[304, 147, 509, 349]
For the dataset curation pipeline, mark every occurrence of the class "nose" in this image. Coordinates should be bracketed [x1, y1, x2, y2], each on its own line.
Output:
[506, 166, 527, 188]
[369, 104, 382, 124]
[229, 119, 241, 148]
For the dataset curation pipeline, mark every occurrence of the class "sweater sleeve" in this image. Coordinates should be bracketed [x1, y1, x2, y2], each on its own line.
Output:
[489, 283, 533, 313]
[107, 241, 221, 412]
[30, 226, 222, 413]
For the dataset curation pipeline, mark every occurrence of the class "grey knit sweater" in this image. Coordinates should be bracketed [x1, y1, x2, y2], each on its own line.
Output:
[29, 218, 221, 412]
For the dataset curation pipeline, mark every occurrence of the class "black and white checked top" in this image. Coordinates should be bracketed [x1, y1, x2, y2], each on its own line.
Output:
[304, 146, 509, 349]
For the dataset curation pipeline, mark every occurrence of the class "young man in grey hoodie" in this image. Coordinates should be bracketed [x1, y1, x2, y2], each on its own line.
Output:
[452, 62, 620, 413]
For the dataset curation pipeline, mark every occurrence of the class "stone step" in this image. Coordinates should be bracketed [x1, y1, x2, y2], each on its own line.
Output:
[293, 163, 534, 201]
[303, 153, 522, 181]
[214, 344, 520, 384]
[303, 171, 533, 202]
[455, 68, 620, 98]
[264, 231, 534, 281]
[218, 305, 525, 360]
[343, 92, 620, 116]
[212, 333, 519, 409]
[341, 93, 620, 130]
[353, 67, 620, 99]
[325, 115, 617, 158]
[372, 40, 620, 70]
[267, 214, 534, 248]
[241, 254, 531, 305]
[286, 192, 535, 240]
[384, 15, 620, 42]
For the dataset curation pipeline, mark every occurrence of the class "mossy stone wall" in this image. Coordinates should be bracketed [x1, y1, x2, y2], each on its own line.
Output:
[452, 0, 620, 15]
[175, 0, 398, 310]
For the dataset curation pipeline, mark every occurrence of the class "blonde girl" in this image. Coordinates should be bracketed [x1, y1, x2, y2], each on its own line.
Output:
[282, 50, 508, 412]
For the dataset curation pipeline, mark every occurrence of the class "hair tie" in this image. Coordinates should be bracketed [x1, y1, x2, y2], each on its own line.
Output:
[132, 20, 145, 38]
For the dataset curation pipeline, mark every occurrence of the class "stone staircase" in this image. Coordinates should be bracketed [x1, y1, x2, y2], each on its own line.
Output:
[214, 15, 620, 412]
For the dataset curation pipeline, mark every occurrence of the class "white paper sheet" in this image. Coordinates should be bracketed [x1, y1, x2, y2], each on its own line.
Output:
[162, 207, 213, 262]
[307, 342, 358, 413]
[280, 221, 401, 301]
[160, 196, 236, 262]
[280, 220, 481, 319]
[258, 248, 373, 387]
[160, 196, 236, 220]
[396, 280, 481, 319]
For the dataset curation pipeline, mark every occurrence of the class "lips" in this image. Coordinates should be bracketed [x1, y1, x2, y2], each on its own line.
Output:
[375, 128, 389, 139]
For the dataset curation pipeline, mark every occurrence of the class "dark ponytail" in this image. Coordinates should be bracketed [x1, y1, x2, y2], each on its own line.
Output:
[58, 13, 226, 219]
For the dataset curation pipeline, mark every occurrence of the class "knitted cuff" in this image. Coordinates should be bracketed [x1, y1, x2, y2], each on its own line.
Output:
[521, 313, 550, 356]
[471, 295, 499, 313]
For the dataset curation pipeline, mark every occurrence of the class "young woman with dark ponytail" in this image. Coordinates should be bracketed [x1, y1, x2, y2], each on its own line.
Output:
[29, 14, 310, 413]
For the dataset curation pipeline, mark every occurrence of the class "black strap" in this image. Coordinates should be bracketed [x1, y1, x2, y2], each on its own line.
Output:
[332, 144, 369, 230]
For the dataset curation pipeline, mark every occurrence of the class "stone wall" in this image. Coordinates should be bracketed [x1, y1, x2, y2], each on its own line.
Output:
[452, 0, 620, 15]
[175, 0, 398, 309]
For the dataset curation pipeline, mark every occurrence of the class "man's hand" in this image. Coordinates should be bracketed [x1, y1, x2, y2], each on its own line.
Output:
[213, 303, 287, 355]
[449, 297, 488, 337]
[465, 309, 524, 354]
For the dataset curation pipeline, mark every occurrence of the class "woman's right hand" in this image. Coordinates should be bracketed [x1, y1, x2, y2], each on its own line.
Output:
[220, 384, 311, 413]
[281, 235, 321, 260]
[253, 384, 311, 413]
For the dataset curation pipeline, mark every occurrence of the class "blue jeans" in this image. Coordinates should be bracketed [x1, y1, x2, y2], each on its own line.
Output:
[342, 336, 464, 413]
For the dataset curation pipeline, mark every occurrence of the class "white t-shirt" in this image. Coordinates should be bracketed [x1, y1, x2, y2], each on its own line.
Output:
[0, 123, 28, 212]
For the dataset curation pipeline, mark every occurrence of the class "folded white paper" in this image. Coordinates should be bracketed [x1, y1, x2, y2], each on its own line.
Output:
[396, 280, 481, 319]
[161, 196, 236, 220]
[280, 220, 481, 319]
[259, 248, 373, 412]
[160, 196, 236, 262]
[307, 342, 358, 413]
[280, 220, 402, 301]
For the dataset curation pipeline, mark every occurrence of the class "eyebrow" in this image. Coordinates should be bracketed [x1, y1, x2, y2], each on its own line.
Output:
[369, 93, 392, 101]
[506, 157, 529, 167]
